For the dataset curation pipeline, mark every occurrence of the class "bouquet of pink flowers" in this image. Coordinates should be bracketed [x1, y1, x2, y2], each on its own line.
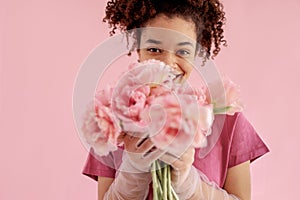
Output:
[81, 59, 243, 199]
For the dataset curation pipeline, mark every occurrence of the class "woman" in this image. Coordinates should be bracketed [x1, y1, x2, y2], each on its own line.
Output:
[82, 0, 269, 199]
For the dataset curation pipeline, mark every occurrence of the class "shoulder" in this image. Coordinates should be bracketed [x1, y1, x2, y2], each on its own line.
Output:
[224, 112, 270, 167]
[193, 112, 269, 186]
[215, 112, 262, 144]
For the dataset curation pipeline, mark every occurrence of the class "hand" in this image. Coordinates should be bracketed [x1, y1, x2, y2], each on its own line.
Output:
[119, 132, 166, 173]
[159, 147, 195, 187]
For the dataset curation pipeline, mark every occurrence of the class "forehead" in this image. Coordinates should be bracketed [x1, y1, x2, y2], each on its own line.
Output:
[139, 15, 197, 47]
[140, 28, 196, 46]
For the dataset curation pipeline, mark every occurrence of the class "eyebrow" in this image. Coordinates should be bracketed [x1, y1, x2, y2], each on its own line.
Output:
[177, 42, 195, 48]
[145, 39, 162, 44]
[145, 39, 194, 47]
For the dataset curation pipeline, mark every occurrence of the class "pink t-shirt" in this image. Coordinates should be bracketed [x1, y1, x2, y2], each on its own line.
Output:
[82, 112, 269, 198]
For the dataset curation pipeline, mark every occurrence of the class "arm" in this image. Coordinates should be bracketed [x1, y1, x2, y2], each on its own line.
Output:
[187, 161, 251, 200]
[160, 148, 251, 199]
[97, 173, 151, 200]
[98, 177, 114, 200]
[99, 133, 166, 200]
[102, 171, 152, 200]
[223, 161, 251, 200]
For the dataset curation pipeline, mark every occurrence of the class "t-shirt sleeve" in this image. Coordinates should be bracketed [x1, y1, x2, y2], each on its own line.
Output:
[82, 149, 117, 181]
[228, 112, 270, 168]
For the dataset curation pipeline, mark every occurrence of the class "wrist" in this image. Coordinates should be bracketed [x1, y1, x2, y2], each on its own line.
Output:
[120, 152, 152, 173]
[172, 166, 200, 199]
[171, 165, 192, 188]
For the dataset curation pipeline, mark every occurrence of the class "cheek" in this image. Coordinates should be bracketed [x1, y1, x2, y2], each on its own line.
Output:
[139, 50, 164, 63]
[138, 49, 151, 62]
[179, 59, 194, 75]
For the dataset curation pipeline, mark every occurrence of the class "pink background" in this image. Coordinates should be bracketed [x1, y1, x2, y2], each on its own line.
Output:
[1, 0, 299, 199]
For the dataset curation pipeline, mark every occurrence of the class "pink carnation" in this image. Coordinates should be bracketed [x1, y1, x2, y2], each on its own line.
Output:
[206, 75, 244, 115]
[81, 92, 121, 156]
[143, 93, 210, 156]
[127, 59, 179, 86]
[94, 85, 114, 107]
[81, 60, 244, 158]
[174, 83, 208, 105]
[193, 104, 214, 148]
[111, 59, 178, 133]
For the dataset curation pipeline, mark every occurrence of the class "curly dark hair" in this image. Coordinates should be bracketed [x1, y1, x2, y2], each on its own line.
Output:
[103, 0, 227, 59]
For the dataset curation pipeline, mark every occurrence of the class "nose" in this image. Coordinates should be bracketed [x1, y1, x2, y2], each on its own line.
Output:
[163, 52, 182, 73]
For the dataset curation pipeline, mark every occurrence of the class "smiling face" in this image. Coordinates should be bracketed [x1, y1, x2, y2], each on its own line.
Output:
[138, 14, 197, 82]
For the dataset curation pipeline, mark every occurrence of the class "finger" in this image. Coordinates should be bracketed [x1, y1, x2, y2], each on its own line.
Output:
[143, 148, 167, 161]
[117, 132, 127, 143]
[123, 134, 140, 152]
[136, 136, 148, 147]
[136, 138, 155, 154]
[128, 131, 148, 139]
[123, 134, 150, 153]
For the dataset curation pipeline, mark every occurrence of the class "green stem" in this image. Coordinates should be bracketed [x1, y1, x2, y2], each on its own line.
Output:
[171, 186, 179, 200]
[213, 106, 231, 114]
[167, 165, 173, 200]
[156, 160, 163, 183]
[156, 171, 163, 197]
[163, 164, 167, 199]
[151, 163, 158, 200]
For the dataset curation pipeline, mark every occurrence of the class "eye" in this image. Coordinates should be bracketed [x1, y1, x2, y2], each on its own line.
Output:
[176, 49, 191, 57]
[147, 47, 162, 53]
